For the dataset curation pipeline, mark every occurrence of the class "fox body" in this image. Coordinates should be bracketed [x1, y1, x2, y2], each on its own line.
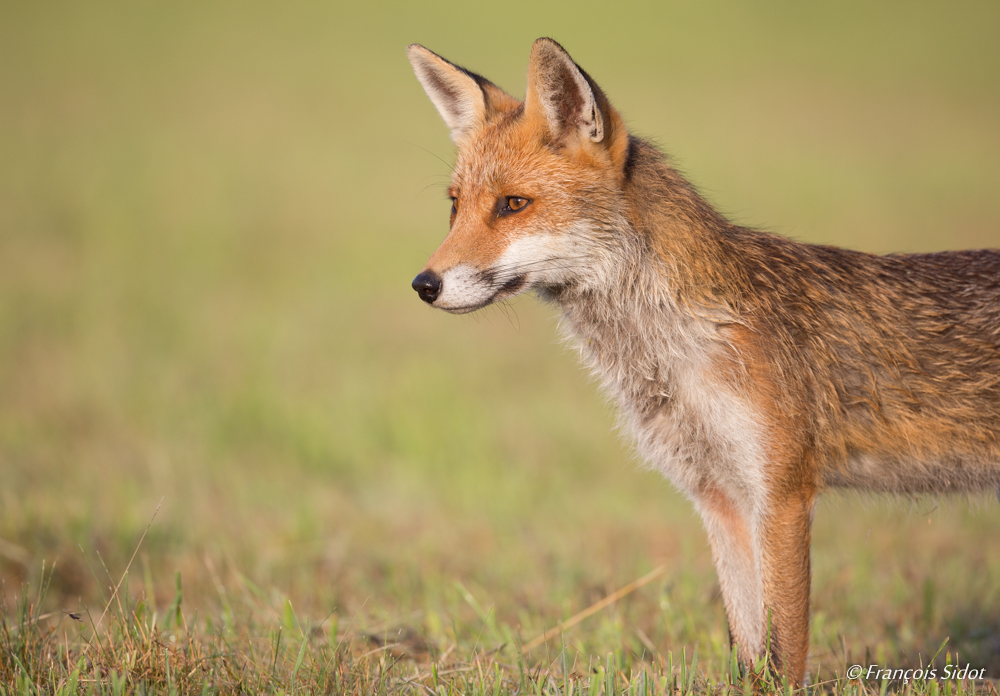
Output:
[407, 38, 1000, 683]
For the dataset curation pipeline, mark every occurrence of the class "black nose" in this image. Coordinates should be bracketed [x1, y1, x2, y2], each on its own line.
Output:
[412, 270, 442, 304]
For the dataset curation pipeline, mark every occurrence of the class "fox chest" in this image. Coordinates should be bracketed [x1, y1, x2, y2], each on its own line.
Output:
[564, 313, 769, 500]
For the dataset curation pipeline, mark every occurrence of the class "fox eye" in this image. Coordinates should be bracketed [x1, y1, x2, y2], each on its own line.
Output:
[450, 197, 458, 214]
[498, 196, 531, 216]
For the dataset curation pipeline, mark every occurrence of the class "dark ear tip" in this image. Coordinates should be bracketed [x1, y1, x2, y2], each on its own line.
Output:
[531, 37, 568, 56]
[533, 37, 561, 48]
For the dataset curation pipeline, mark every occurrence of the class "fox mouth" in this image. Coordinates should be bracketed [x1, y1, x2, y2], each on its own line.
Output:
[441, 273, 528, 314]
[498, 273, 527, 296]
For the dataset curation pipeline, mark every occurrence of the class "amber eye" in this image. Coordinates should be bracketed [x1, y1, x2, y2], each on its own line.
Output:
[498, 196, 531, 216]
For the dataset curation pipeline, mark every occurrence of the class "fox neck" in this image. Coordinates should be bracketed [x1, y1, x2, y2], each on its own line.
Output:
[543, 138, 756, 493]
[548, 137, 739, 380]
[549, 231, 723, 426]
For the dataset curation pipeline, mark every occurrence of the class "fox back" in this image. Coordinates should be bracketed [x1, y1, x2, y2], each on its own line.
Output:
[408, 38, 1000, 684]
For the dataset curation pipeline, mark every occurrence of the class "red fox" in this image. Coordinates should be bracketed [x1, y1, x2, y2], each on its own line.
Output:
[407, 38, 1000, 684]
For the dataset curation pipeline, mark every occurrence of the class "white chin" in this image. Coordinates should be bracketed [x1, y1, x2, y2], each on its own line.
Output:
[439, 302, 488, 314]
[435, 263, 498, 313]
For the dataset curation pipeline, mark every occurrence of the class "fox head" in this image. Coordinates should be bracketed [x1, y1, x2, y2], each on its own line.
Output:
[408, 38, 632, 313]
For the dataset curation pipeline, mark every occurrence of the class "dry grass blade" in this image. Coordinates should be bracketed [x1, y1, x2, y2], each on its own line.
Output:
[520, 564, 667, 654]
[95, 497, 163, 630]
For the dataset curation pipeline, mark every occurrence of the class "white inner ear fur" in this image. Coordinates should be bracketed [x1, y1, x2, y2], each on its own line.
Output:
[534, 49, 604, 143]
[408, 45, 486, 143]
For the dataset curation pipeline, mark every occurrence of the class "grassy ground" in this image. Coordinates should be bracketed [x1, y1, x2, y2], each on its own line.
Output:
[1, 1, 999, 693]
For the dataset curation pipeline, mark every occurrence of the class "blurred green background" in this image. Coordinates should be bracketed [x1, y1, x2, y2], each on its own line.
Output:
[1, 0, 999, 675]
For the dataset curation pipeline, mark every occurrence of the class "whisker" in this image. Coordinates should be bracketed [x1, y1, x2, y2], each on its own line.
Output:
[407, 142, 455, 173]
[496, 299, 521, 333]
[419, 181, 452, 195]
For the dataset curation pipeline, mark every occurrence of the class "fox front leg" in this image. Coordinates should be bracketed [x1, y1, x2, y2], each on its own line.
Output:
[694, 483, 814, 686]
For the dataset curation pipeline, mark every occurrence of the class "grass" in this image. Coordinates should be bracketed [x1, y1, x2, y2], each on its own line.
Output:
[1, 0, 1000, 693]
[2, 562, 998, 695]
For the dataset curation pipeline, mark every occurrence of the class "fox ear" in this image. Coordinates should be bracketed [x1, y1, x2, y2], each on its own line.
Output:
[525, 38, 604, 144]
[408, 44, 491, 144]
